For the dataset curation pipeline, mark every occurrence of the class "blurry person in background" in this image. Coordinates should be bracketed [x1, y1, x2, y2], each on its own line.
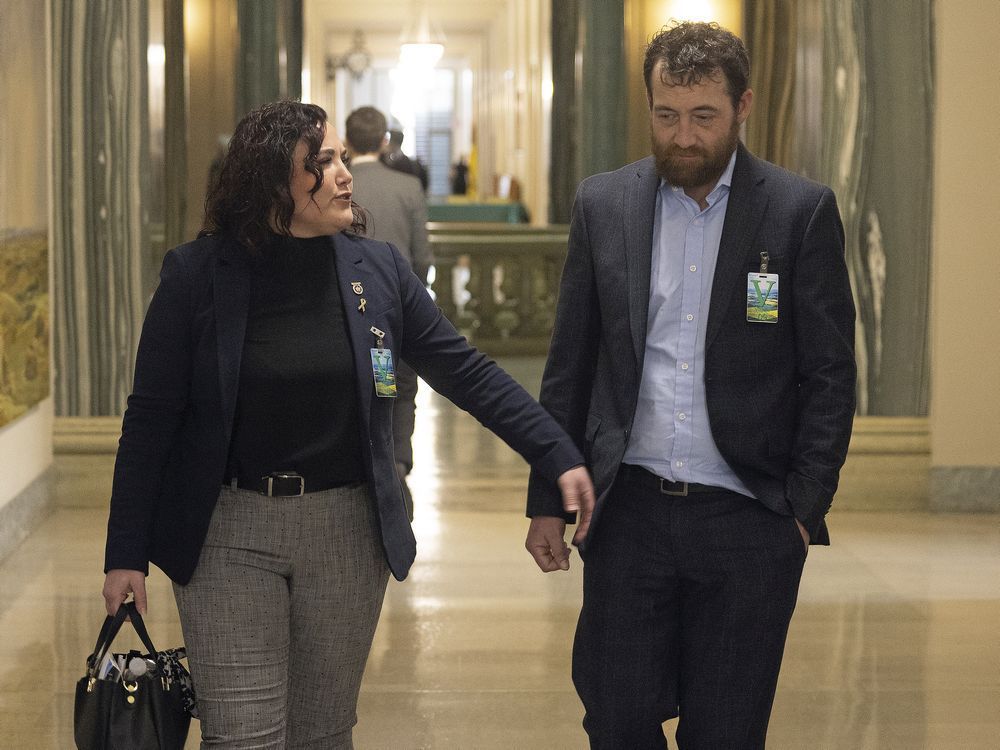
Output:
[450, 156, 469, 196]
[345, 105, 430, 520]
[380, 120, 428, 192]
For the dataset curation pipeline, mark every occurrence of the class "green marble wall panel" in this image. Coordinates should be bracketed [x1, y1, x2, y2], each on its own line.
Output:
[747, 0, 933, 417]
[51, 0, 150, 417]
[817, 0, 933, 416]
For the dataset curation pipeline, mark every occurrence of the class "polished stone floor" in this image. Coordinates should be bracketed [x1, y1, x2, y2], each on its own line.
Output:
[1, 358, 998, 748]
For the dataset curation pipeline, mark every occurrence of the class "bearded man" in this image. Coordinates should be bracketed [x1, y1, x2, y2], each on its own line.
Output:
[524, 21, 857, 749]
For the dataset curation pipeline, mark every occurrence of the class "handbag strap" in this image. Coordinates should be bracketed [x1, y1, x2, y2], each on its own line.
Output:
[122, 601, 161, 657]
[87, 602, 161, 675]
[88, 604, 132, 674]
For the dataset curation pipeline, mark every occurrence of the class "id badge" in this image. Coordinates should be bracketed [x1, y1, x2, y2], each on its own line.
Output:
[370, 348, 398, 398]
[747, 273, 779, 323]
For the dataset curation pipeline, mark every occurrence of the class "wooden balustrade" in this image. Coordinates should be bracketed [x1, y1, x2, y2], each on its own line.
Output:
[428, 224, 569, 355]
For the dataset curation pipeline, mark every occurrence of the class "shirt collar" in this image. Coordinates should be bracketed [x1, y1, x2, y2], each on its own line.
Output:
[350, 153, 380, 165]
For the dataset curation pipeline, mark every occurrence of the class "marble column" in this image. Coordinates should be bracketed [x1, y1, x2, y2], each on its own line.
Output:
[163, 0, 188, 255]
[579, 1, 627, 180]
[235, 0, 303, 119]
[549, 0, 580, 223]
[549, 0, 627, 223]
[51, 0, 150, 417]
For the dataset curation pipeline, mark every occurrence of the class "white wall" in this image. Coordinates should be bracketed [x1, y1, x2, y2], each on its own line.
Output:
[481, 0, 551, 223]
[0, 401, 53, 507]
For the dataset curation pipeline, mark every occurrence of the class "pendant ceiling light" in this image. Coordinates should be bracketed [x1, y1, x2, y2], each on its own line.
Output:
[399, 2, 446, 69]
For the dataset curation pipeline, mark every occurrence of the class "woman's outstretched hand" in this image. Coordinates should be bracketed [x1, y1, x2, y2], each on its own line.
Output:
[557, 465, 595, 544]
[525, 465, 595, 572]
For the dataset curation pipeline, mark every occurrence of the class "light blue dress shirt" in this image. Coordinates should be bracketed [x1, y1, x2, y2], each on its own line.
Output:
[622, 150, 753, 497]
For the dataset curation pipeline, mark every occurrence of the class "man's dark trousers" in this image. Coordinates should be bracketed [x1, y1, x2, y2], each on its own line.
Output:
[573, 467, 807, 749]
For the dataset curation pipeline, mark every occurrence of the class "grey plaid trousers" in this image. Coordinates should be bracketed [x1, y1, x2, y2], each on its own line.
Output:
[174, 483, 390, 749]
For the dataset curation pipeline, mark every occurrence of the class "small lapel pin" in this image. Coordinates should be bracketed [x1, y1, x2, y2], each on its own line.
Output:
[358, 298, 367, 313]
[351, 281, 364, 295]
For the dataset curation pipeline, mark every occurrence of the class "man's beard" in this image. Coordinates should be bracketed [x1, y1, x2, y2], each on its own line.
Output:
[652, 120, 740, 189]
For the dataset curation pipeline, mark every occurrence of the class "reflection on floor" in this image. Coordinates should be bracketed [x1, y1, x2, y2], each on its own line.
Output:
[1, 357, 998, 749]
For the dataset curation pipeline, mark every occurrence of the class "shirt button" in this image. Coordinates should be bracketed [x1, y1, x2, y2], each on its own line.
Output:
[689, 265, 697, 272]
[681, 363, 689, 370]
[676, 460, 684, 468]
[678, 413, 687, 421]
[686, 314, 694, 321]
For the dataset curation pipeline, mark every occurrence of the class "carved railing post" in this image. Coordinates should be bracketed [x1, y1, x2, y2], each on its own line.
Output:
[427, 224, 569, 356]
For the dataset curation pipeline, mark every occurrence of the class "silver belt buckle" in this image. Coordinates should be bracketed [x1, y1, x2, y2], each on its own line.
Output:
[660, 479, 689, 497]
[265, 473, 305, 497]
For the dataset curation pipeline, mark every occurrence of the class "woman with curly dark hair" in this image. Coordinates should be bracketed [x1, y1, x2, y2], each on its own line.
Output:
[100, 100, 594, 748]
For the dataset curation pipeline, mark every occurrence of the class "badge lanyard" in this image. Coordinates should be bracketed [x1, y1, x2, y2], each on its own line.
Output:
[368, 326, 397, 398]
[747, 251, 779, 323]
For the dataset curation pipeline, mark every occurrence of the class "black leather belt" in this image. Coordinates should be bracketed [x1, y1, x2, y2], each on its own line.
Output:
[234, 472, 305, 497]
[619, 464, 727, 497]
[230, 473, 366, 497]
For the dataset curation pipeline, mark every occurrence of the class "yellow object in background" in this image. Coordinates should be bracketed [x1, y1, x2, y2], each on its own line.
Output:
[466, 142, 478, 200]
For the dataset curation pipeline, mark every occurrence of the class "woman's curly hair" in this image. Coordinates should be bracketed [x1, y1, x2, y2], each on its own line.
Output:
[200, 100, 366, 252]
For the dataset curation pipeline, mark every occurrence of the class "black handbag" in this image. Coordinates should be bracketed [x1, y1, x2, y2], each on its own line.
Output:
[74, 602, 195, 750]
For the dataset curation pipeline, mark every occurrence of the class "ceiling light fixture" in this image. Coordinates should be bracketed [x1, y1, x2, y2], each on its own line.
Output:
[399, 3, 445, 69]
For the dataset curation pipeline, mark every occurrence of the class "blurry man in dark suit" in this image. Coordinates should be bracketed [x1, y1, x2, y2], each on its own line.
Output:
[381, 122, 429, 192]
[346, 106, 432, 519]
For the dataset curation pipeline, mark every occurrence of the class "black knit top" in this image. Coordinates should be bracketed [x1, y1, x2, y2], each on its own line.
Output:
[225, 234, 365, 491]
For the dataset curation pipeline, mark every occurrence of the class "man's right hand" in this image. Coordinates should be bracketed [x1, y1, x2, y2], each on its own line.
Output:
[102, 569, 147, 617]
[525, 516, 571, 572]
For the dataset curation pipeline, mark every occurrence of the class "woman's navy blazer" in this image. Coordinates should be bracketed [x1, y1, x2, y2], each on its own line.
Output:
[105, 232, 582, 585]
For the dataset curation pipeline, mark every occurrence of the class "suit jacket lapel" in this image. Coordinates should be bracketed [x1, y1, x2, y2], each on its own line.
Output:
[215, 238, 252, 441]
[706, 144, 769, 349]
[333, 233, 376, 430]
[625, 157, 660, 369]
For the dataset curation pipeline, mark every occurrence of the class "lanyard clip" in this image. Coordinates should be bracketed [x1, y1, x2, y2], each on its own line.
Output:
[370, 326, 386, 350]
[759, 251, 769, 274]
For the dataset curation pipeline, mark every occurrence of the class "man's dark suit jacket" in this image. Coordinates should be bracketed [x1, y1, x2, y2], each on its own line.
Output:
[105, 232, 583, 585]
[527, 144, 856, 546]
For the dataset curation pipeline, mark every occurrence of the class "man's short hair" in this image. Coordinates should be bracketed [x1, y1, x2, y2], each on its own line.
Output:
[345, 106, 388, 154]
[643, 21, 750, 109]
